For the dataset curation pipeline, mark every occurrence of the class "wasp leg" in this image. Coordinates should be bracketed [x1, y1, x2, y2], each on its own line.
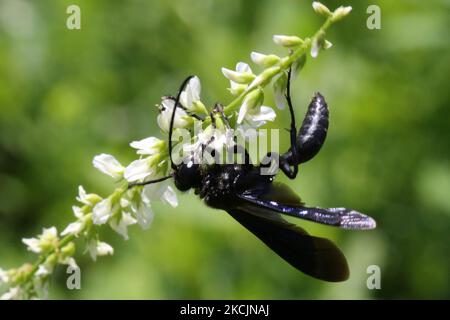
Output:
[277, 68, 299, 179]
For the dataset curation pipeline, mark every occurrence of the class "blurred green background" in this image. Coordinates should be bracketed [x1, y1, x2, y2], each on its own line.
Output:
[0, 0, 449, 299]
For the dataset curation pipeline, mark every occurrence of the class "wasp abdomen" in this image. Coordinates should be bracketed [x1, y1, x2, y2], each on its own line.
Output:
[296, 92, 329, 164]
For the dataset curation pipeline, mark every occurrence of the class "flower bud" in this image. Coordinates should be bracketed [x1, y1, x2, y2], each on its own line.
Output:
[221, 67, 255, 84]
[312, 2, 332, 17]
[332, 6, 352, 22]
[250, 52, 280, 67]
[273, 35, 304, 47]
[61, 242, 76, 257]
[237, 88, 264, 124]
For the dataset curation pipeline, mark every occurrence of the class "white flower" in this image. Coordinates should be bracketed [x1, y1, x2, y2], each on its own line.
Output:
[237, 89, 263, 124]
[93, 153, 124, 179]
[109, 211, 137, 240]
[92, 198, 113, 225]
[179, 76, 207, 114]
[36, 264, 52, 277]
[124, 158, 155, 182]
[143, 182, 178, 208]
[96, 241, 114, 256]
[311, 33, 332, 58]
[61, 221, 84, 236]
[248, 106, 276, 123]
[273, 72, 287, 110]
[312, 2, 331, 17]
[237, 88, 275, 127]
[130, 137, 165, 155]
[162, 186, 178, 207]
[222, 65, 255, 85]
[223, 62, 255, 96]
[72, 206, 84, 219]
[120, 197, 130, 208]
[273, 35, 304, 47]
[131, 200, 154, 230]
[22, 227, 58, 254]
[250, 52, 280, 67]
[0, 287, 21, 300]
[76, 185, 89, 205]
[88, 240, 114, 261]
[157, 98, 191, 132]
[75, 185, 101, 206]
[22, 237, 41, 253]
[0, 268, 10, 284]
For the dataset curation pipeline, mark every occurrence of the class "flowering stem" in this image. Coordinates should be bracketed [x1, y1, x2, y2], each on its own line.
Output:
[22, 233, 76, 285]
[223, 16, 334, 116]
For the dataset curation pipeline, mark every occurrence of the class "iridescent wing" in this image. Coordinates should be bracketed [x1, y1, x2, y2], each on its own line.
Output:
[238, 182, 376, 230]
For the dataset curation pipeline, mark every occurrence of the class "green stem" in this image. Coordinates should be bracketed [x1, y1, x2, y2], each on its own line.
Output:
[223, 16, 334, 115]
[21, 233, 76, 285]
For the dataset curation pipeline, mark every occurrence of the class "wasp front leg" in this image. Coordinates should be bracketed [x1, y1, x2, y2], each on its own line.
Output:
[279, 71, 329, 179]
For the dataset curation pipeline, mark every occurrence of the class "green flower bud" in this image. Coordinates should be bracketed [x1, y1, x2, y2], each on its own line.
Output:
[273, 35, 304, 47]
[312, 2, 332, 17]
[332, 6, 352, 22]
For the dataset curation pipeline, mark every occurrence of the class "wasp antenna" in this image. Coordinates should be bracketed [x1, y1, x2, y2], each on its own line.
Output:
[169, 75, 195, 170]
[127, 174, 174, 189]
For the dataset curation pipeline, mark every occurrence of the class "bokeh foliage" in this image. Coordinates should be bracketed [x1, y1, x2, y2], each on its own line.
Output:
[0, 0, 449, 299]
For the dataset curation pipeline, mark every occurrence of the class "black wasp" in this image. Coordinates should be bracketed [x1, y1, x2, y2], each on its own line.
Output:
[131, 69, 376, 282]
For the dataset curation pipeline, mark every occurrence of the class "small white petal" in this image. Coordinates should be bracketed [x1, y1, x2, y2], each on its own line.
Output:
[72, 206, 84, 219]
[250, 106, 276, 122]
[162, 186, 178, 208]
[76, 185, 89, 205]
[311, 39, 320, 58]
[109, 211, 137, 240]
[273, 35, 303, 47]
[36, 265, 51, 277]
[93, 154, 124, 179]
[22, 237, 41, 253]
[61, 221, 83, 236]
[120, 197, 130, 208]
[324, 40, 333, 49]
[187, 76, 201, 102]
[157, 98, 190, 132]
[124, 158, 153, 182]
[221, 67, 254, 84]
[273, 73, 287, 110]
[237, 99, 249, 124]
[96, 241, 114, 256]
[236, 62, 252, 74]
[312, 2, 331, 16]
[333, 6, 352, 21]
[134, 203, 154, 229]
[0, 268, 10, 284]
[43, 227, 57, 238]
[0, 287, 21, 300]
[250, 52, 280, 67]
[237, 89, 264, 124]
[130, 137, 163, 155]
[92, 198, 113, 225]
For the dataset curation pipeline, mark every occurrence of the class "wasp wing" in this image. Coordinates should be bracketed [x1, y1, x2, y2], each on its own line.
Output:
[227, 206, 349, 282]
[238, 182, 376, 230]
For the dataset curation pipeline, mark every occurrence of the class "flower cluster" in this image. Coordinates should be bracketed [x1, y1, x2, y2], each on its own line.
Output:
[0, 2, 351, 299]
